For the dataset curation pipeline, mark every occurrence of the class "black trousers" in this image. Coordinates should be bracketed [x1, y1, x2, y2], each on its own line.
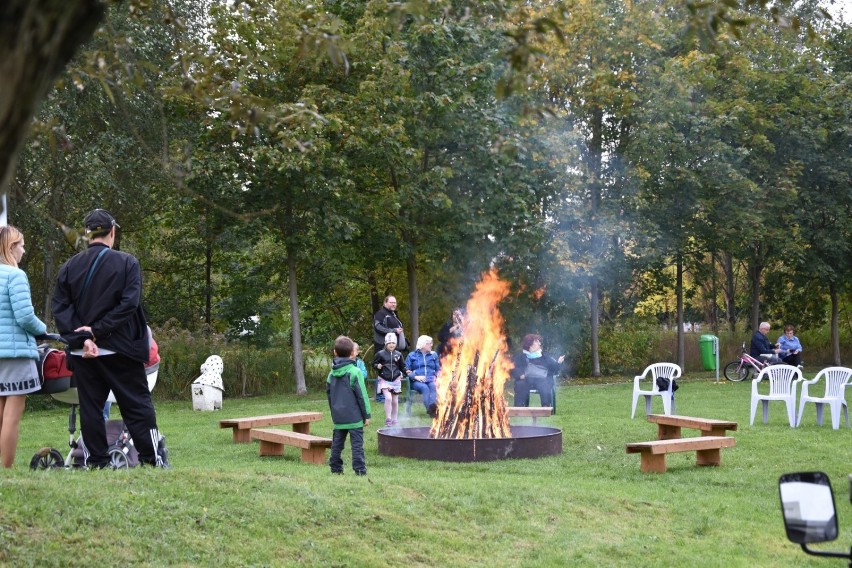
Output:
[782, 353, 802, 366]
[514, 377, 554, 407]
[73, 354, 160, 467]
[329, 427, 365, 474]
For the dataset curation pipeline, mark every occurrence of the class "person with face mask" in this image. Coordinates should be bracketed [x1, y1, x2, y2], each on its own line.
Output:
[510, 334, 564, 409]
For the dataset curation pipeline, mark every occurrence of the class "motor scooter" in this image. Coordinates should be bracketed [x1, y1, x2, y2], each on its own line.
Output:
[778, 472, 852, 565]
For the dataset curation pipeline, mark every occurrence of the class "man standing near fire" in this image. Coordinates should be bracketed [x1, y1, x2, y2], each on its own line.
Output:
[372, 295, 406, 404]
[373, 295, 406, 353]
[52, 209, 165, 468]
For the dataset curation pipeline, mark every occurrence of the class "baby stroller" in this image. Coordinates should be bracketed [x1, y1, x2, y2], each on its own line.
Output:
[29, 333, 168, 470]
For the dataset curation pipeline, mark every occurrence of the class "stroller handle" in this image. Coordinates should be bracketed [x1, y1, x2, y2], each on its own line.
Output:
[36, 333, 65, 343]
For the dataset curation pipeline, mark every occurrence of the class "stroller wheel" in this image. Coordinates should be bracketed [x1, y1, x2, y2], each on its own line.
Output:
[30, 448, 65, 470]
[108, 449, 130, 469]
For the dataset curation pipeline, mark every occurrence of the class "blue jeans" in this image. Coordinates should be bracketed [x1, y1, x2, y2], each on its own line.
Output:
[329, 427, 365, 474]
[409, 380, 437, 409]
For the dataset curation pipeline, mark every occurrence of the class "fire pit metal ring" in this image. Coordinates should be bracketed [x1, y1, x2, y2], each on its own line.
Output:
[377, 425, 562, 462]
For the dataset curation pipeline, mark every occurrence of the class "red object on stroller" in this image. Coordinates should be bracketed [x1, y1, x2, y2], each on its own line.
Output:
[36, 340, 72, 395]
[35, 335, 160, 402]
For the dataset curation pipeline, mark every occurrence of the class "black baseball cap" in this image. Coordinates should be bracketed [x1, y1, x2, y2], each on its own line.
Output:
[84, 209, 120, 233]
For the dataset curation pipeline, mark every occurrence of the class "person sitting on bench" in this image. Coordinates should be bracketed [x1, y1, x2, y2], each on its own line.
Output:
[776, 324, 803, 367]
[404, 335, 440, 418]
[750, 322, 782, 364]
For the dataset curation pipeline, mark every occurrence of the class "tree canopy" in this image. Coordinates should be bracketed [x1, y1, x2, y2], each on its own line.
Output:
[6, 0, 852, 381]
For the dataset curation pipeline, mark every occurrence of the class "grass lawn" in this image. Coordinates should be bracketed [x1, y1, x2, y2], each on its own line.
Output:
[2, 376, 850, 567]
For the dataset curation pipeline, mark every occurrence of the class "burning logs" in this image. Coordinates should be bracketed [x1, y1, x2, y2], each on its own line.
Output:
[430, 348, 511, 439]
[429, 269, 515, 440]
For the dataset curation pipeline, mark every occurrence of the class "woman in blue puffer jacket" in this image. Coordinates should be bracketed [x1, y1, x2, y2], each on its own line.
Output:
[404, 335, 441, 418]
[0, 226, 47, 468]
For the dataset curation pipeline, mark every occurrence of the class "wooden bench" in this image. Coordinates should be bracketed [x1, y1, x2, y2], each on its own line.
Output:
[507, 407, 554, 423]
[251, 428, 332, 464]
[219, 412, 322, 443]
[647, 414, 738, 440]
[626, 436, 736, 473]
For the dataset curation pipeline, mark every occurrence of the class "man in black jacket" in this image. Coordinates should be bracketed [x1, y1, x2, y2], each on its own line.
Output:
[372, 295, 405, 353]
[52, 209, 164, 468]
[750, 321, 782, 364]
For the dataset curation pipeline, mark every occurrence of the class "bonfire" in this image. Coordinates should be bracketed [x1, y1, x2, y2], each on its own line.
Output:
[430, 269, 513, 439]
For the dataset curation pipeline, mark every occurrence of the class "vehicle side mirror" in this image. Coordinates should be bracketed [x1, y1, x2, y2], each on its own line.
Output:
[779, 472, 839, 544]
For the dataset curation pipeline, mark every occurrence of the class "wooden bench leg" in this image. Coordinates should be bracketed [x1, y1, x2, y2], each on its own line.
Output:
[292, 423, 311, 434]
[234, 429, 252, 444]
[696, 448, 721, 467]
[640, 452, 667, 473]
[657, 424, 681, 440]
[259, 440, 285, 456]
[301, 447, 328, 465]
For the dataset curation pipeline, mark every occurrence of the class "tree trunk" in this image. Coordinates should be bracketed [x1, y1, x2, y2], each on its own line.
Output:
[588, 105, 603, 377]
[42, 243, 55, 321]
[829, 282, 840, 365]
[0, 1, 105, 203]
[287, 245, 307, 394]
[406, 251, 419, 343]
[368, 272, 380, 316]
[748, 257, 762, 333]
[590, 278, 600, 376]
[710, 252, 718, 335]
[676, 253, 685, 369]
[40, 147, 70, 321]
[723, 252, 736, 333]
[205, 236, 212, 330]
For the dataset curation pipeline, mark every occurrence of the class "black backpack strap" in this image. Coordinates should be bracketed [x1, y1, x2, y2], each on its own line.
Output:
[80, 247, 109, 299]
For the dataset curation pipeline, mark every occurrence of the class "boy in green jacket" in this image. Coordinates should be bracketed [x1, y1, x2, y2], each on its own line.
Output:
[326, 336, 371, 475]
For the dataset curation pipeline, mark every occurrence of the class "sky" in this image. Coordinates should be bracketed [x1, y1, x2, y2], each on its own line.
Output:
[826, 0, 851, 20]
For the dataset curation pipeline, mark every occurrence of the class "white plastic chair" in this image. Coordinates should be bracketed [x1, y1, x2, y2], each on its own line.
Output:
[631, 363, 681, 418]
[750, 365, 802, 427]
[796, 366, 852, 430]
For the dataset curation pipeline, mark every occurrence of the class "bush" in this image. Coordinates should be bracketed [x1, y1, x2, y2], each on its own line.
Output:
[573, 324, 662, 376]
[153, 323, 331, 400]
[572, 324, 852, 379]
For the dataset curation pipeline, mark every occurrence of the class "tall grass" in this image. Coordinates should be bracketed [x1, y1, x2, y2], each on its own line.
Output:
[5, 378, 850, 567]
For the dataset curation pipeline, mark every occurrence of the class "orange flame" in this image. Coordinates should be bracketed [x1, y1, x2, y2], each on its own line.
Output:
[430, 269, 513, 439]
[533, 285, 546, 300]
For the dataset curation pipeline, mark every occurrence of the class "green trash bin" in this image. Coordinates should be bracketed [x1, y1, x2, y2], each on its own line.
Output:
[699, 335, 718, 370]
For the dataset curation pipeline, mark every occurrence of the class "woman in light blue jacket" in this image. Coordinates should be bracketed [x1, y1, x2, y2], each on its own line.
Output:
[776, 324, 803, 367]
[0, 226, 47, 468]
